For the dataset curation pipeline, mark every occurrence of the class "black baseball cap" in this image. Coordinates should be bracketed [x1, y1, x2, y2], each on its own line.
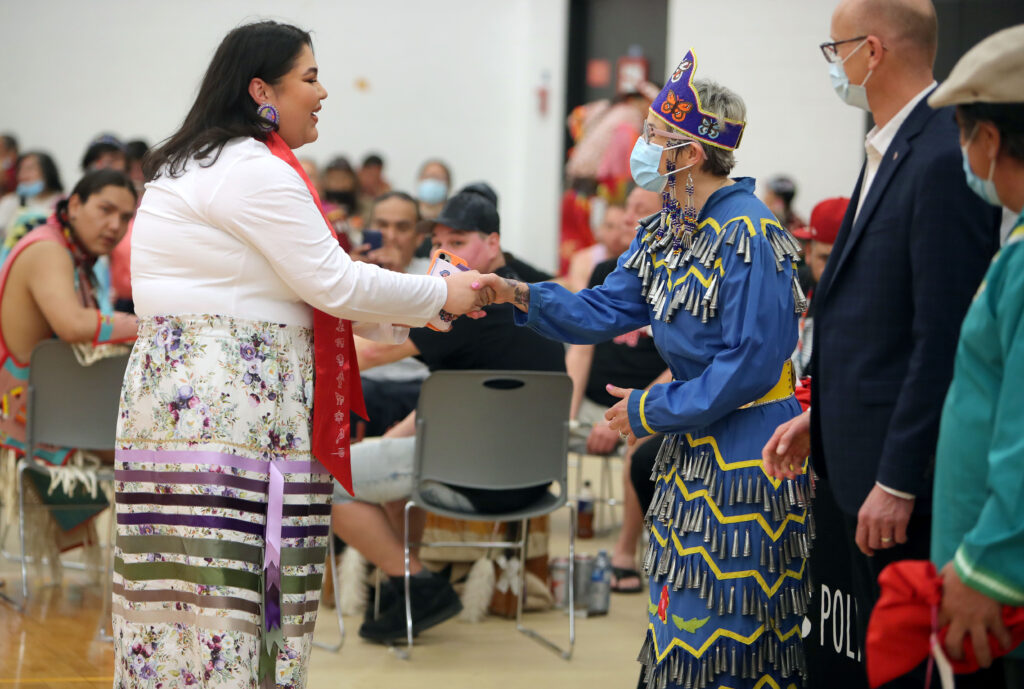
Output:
[428, 182, 500, 234]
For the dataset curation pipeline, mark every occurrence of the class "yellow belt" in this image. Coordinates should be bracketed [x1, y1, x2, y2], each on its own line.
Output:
[738, 360, 795, 409]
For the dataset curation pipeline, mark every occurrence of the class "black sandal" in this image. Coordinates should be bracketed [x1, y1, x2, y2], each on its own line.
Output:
[610, 566, 643, 594]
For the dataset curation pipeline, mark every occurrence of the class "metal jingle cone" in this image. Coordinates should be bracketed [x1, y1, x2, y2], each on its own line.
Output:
[717, 586, 725, 615]
[728, 585, 736, 615]
[747, 475, 754, 504]
[715, 477, 724, 507]
[760, 539, 767, 567]
[768, 545, 776, 573]
[710, 525, 718, 552]
[718, 529, 727, 560]
[731, 527, 740, 559]
[735, 473, 744, 503]
[741, 586, 749, 616]
[743, 527, 752, 557]
[763, 488, 772, 514]
[704, 515, 712, 543]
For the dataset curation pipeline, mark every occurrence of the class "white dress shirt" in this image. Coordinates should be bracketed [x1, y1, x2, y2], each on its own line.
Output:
[855, 82, 937, 221]
[131, 138, 447, 341]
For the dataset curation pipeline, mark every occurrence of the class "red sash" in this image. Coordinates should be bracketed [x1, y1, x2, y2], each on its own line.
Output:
[262, 133, 367, 495]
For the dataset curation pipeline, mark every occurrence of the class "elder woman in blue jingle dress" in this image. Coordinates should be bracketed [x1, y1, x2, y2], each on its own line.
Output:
[481, 50, 813, 689]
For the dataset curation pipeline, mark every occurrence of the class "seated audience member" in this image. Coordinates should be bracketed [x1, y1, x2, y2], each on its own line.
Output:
[353, 191, 432, 436]
[322, 155, 360, 246]
[565, 201, 625, 293]
[0, 133, 18, 196]
[565, 186, 667, 593]
[81, 133, 127, 172]
[416, 158, 452, 221]
[0, 151, 64, 245]
[0, 170, 138, 550]
[333, 183, 565, 643]
[761, 174, 805, 233]
[357, 152, 391, 218]
[791, 197, 848, 385]
[110, 140, 151, 314]
[124, 139, 149, 197]
[298, 157, 323, 197]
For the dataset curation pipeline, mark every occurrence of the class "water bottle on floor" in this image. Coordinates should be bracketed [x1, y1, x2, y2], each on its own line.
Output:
[588, 550, 611, 615]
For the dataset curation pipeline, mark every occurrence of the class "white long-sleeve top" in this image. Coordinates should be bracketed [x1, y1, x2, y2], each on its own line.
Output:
[131, 138, 446, 338]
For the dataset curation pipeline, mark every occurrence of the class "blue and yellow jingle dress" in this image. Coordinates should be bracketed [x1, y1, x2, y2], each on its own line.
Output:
[516, 177, 813, 689]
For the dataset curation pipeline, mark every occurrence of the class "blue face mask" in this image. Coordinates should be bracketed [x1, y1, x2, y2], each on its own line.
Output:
[961, 130, 1002, 207]
[829, 39, 872, 111]
[16, 180, 44, 198]
[417, 178, 448, 205]
[629, 137, 695, 193]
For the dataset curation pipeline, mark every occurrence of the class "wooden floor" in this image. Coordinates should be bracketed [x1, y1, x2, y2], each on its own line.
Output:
[0, 456, 646, 689]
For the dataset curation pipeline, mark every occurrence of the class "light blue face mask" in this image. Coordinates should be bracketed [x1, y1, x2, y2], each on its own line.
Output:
[961, 127, 1002, 207]
[417, 178, 448, 205]
[829, 38, 872, 111]
[629, 137, 695, 193]
[16, 180, 44, 198]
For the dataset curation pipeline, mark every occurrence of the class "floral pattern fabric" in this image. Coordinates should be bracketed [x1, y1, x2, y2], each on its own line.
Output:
[113, 315, 330, 689]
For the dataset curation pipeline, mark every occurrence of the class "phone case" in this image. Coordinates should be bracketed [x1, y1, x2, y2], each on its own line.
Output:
[426, 249, 470, 331]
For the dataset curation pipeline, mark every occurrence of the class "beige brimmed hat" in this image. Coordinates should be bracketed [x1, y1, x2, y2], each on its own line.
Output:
[929, 24, 1024, 108]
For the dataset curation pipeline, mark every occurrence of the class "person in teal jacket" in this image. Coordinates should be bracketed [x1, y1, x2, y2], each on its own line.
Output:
[482, 50, 810, 689]
[926, 24, 1024, 686]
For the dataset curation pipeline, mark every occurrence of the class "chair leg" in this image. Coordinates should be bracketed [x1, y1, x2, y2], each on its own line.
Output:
[17, 458, 29, 609]
[402, 499, 415, 657]
[312, 532, 345, 652]
[515, 507, 575, 660]
[96, 484, 116, 642]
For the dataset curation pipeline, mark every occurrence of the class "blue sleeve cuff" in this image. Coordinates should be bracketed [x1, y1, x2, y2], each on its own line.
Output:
[627, 389, 655, 439]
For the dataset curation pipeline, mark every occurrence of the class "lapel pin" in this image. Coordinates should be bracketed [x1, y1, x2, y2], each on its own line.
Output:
[893, 151, 899, 161]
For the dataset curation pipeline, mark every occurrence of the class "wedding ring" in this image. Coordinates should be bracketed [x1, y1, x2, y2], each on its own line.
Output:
[881, 537, 893, 543]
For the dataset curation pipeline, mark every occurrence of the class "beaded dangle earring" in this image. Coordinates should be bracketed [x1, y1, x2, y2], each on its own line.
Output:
[257, 103, 279, 132]
[682, 170, 698, 249]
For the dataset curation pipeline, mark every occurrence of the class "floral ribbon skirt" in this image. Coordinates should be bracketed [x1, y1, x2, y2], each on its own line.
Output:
[113, 315, 329, 689]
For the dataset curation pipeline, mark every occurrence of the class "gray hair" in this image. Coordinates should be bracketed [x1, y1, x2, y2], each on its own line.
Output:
[693, 79, 746, 177]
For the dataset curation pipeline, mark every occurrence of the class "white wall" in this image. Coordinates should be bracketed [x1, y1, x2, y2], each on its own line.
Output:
[2, 1, 864, 269]
[0, 0, 568, 271]
[666, 0, 866, 220]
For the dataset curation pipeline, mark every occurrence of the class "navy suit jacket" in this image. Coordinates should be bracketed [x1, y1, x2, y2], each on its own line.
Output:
[809, 95, 1000, 515]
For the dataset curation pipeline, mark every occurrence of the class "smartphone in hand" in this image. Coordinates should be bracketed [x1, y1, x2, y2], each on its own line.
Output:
[361, 230, 383, 251]
[426, 249, 470, 332]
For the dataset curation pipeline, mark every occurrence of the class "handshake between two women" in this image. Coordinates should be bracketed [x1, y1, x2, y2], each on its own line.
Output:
[439, 272, 529, 320]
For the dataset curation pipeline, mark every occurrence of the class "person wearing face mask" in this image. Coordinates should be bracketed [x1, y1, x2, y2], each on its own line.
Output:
[0, 151, 64, 247]
[115, 21, 491, 688]
[0, 134, 18, 197]
[480, 50, 811, 689]
[415, 158, 451, 221]
[761, 2, 1002, 686]
[916, 25, 1024, 685]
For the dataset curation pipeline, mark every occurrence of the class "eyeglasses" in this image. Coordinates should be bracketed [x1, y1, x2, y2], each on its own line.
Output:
[642, 120, 693, 148]
[819, 36, 868, 63]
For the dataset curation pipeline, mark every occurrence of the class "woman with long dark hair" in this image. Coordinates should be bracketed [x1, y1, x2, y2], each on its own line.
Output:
[114, 21, 487, 688]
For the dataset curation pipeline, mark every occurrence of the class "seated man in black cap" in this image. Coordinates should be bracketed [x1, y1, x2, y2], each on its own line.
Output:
[332, 182, 565, 643]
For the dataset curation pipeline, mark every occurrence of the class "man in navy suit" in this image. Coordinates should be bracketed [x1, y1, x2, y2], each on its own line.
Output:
[763, 0, 1001, 685]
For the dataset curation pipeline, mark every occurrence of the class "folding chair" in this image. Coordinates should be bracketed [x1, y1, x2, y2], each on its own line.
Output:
[0, 340, 127, 642]
[400, 370, 576, 660]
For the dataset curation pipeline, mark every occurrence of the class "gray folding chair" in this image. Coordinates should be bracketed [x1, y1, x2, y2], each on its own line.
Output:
[0, 340, 127, 641]
[400, 370, 576, 660]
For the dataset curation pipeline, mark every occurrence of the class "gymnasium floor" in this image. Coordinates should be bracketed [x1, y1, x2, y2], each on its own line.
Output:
[0, 457, 647, 689]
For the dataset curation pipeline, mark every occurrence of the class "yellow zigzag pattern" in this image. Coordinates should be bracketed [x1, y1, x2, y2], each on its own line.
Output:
[656, 466, 807, 541]
[649, 528, 806, 596]
[648, 619, 801, 662]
